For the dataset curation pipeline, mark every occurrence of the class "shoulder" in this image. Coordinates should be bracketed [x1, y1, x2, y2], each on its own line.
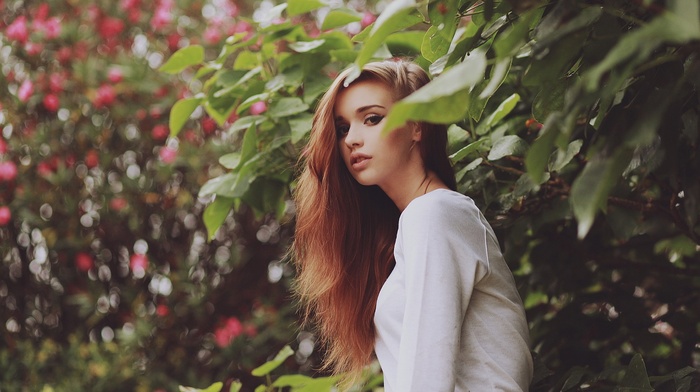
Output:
[400, 189, 481, 228]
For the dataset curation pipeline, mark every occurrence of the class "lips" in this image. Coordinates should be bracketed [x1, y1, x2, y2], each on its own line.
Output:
[350, 152, 371, 169]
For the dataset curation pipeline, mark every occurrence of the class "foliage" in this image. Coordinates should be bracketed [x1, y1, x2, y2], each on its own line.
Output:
[2, 0, 700, 390]
[165, 0, 700, 390]
[0, 0, 304, 390]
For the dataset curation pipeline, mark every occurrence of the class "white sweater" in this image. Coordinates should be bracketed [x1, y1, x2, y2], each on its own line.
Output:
[374, 189, 533, 391]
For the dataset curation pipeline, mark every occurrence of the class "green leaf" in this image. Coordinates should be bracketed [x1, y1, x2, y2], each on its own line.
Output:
[287, 0, 325, 16]
[493, 8, 541, 59]
[202, 196, 235, 240]
[268, 97, 310, 118]
[290, 113, 313, 143]
[170, 97, 203, 137]
[159, 45, 205, 74]
[422, 25, 452, 62]
[525, 112, 562, 183]
[449, 139, 487, 163]
[548, 139, 582, 172]
[478, 57, 511, 99]
[386, 31, 424, 56]
[350, 0, 422, 81]
[618, 354, 653, 391]
[571, 147, 633, 239]
[382, 49, 488, 131]
[270, 374, 315, 388]
[199, 173, 238, 197]
[219, 153, 241, 169]
[289, 39, 326, 53]
[229, 381, 242, 392]
[532, 80, 568, 122]
[230, 115, 265, 133]
[484, 93, 520, 128]
[251, 345, 294, 377]
[238, 123, 259, 170]
[488, 135, 528, 160]
[322, 9, 361, 30]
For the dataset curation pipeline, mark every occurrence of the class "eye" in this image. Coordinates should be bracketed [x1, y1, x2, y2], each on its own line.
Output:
[335, 123, 349, 137]
[364, 114, 384, 126]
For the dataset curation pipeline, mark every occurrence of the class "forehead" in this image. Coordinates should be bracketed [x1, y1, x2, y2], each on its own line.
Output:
[334, 80, 395, 116]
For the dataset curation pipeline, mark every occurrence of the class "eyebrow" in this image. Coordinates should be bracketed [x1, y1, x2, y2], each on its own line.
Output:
[335, 105, 386, 122]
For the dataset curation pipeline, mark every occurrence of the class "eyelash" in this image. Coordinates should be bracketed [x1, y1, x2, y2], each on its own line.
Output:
[335, 114, 385, 137]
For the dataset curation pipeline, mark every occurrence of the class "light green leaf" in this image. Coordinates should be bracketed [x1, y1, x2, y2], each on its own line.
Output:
[170, 97, 203, 137]
[271, 374, 315, 387]
[322, 9, 361, 30]
[229, 381, 242, 392]
[548, 139, 582, 172]
[268, 97, 310, 118]
[159, 45, 205, 74]
[349, 0, 422, 82]
[204, 197, 234, 240]
[289, 40, 326, 53]
[199, 173, 237, 197]
[492, 94, 521, 126]
[290, 113, 313, 143]
[382, 49, 488, 131]
[478, 58, 511, 99]
[219, 153, 241, 169]
[251, 345, 294, 377]
[488, 135, 528, 160]
[229, 116, 264, 133]
[238, 123, 259, 169]
[571, 147, 633, 239]
[450, 139, 487, 163]
[422, 25, 452, 62]
[287, 0, 325, 16]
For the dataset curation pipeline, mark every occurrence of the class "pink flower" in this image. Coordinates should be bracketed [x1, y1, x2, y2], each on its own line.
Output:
[94, 84, 116, 108]
[120, 0, 139, 11]
[361, 12, 377, 28]
[156, 304, 169, 317]
[201, 117, 217, 135]
[24, 42, 44, 56]
[108, 67, 123, 83]
[75, 252, 94, 271]
[214, 317, 243, 347]
[18, 80, 34, 102]
[203, 27, 222, 44]
[224, 1, 239, 17]
[6, 16, 29, 43]
[0, 161, 18, 181]
[151, 124, 169, 140]
[150, 8, 172, 30]
[0, 139, 7, 154]
[36, 17, 62, 39]
[0, 206, 11, 226]
[49, 73, 65, 93]
[99, 17, 125, 38]
[130, 253, 149, 274]
[85, 149, 99, 168]
[43, 94, 59, 111]
[249, 101, 267, 115]
[110, 197, 128, 211]
[159, 146, 177, 163]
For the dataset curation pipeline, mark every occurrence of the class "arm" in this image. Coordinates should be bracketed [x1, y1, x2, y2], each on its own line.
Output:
[395, 197, 490, 391]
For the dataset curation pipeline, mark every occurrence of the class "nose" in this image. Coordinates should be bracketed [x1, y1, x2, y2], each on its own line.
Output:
[343, 123, 362, 148]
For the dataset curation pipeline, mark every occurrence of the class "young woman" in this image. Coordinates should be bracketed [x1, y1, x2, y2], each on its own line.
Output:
[293, 59, 533, 391]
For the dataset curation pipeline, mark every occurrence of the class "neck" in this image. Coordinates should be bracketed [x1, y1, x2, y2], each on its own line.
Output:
[380, 170, 447, 211]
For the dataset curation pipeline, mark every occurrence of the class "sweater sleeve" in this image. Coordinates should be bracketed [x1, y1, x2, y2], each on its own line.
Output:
[395, 196, 490, 391]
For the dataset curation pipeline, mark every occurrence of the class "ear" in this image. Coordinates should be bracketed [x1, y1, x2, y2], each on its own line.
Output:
[411, 123, 422, 142]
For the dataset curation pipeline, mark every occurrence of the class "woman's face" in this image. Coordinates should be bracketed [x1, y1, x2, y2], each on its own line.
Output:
[334, 79, 420, 190]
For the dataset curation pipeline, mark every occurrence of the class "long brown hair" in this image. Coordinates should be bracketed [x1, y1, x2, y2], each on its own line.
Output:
[293, 59, 456, 383]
